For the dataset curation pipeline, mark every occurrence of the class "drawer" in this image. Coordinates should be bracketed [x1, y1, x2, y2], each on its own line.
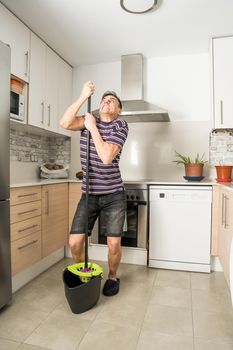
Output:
[10, 200, 41, 224]
[11, 231, 41, 276]
[11, 186, 41, 205]
[11, 216, 41, 241]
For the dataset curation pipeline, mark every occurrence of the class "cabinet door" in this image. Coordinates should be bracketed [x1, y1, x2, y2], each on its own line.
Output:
[42, 184, 68, 257]
[0, 4, 30, 82]
[57, 58, 72, 136]
[69, 182, 82, 232]
[45, 47, 59, 132]
[28, 33, 46, 128]
[218, 189, 233, 287]
[212, 37, 233, 128]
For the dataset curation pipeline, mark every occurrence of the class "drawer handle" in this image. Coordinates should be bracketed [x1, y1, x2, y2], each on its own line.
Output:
[18, 209, 38, 215]
[18, 224, 38, 233]
[18, 240, 38, 250]
[17, 193, 38, 198]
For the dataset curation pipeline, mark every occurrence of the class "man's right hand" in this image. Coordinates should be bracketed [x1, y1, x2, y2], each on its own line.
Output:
[81, 81, 95, 100]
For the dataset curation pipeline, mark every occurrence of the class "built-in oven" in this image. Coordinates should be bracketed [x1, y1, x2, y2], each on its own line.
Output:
[91, 184, 148, 249]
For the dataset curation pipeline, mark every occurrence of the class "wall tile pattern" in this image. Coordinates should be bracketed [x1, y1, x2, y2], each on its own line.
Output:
[210, 130, 233, 165]
[10, 128, 71, 165]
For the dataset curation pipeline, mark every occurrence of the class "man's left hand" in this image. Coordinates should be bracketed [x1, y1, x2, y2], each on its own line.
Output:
[84, 113, 96, 132]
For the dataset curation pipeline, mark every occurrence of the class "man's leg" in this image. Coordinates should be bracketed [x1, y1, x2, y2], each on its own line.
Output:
[107, 236, 122, 280]
[69, 233, 85, 262]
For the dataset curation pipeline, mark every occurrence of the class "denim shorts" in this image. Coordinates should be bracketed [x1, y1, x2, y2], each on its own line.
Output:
[70, 191, 127, 237]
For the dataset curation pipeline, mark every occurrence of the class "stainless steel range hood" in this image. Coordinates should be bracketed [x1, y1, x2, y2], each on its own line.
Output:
[120, 54, 170, 123]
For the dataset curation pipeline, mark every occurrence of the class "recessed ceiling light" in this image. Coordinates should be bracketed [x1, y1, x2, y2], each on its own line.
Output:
[120, 0, 158, 14]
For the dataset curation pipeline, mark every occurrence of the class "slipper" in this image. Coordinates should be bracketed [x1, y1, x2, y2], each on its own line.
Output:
[103, 278, 120, 296]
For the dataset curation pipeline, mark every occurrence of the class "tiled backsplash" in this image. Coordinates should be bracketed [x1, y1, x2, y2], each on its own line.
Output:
[10, 128, 71, 165]
[209, 129, 233, 165]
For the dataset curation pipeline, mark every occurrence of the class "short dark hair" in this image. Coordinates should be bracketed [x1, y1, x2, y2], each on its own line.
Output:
[101, 91, 122, 109]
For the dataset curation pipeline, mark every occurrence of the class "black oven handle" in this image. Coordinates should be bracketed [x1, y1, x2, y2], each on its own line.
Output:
[127, 200, 147, 206]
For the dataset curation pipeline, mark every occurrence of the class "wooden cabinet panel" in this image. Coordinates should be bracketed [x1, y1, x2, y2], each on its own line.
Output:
[10, 200, 41, 224]
[11, 186, 41, 205]
[11, 216, 41, 241]
[218, 187, 233, 287]
[42, 183, 68, 257]
[11, 231, 41, 275]
[68, 182, 82, 232]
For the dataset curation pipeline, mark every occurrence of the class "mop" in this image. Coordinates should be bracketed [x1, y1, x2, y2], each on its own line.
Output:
[63, 97, 103, 314]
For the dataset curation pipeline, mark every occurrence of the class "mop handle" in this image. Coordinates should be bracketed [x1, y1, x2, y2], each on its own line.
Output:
[85, 96, 91, 268]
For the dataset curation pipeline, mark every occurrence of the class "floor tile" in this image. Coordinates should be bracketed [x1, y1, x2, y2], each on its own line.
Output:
[192, 288, 233, 313]
[154, 269, 191, 289]
[190, 271, 231, 293]
[194, 337, 233, 350]
[136, 330, 194, 350]
[118, 263, 157, 286]
[24, 309, 91, 350]
[78, 320, 139, 350]
[0, 338, 19, 350]
[95, 295, 148, 330]
[142, 304, 193, 336]
[0, 303, 49, 342]
[193, 309, 233, 343]
[17, 344, 51, 350]
[149, 285, 192, 308]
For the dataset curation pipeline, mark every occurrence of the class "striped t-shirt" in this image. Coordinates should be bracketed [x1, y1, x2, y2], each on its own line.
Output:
[80, 118, 128, 195]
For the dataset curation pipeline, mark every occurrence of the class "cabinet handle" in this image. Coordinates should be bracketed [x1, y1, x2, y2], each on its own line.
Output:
[46, 191, 49, 215]
[224, 195, 228, 229]
[18, 224, 38, 233]
[17, 193, 38, 198]
[220, 100, 223, 125]
[47, 104, 51, 127]
[24, 51, 29, 78]
[222, 194, 225, 226]
[18, 208, 38, 215]
[18, 239, 38, 250]
[41, 101, 45, 124]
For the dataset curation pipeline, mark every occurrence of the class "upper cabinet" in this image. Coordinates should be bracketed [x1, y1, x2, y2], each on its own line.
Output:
[0, 4, 30, 82]
[28, 33, 72, 135]
[57, 59, 72, 137]
[212, 36, 233, 129]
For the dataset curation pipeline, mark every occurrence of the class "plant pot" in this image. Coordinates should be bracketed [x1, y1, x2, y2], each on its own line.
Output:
[184, 163, 204, 177]
[215, 165, 233, 182]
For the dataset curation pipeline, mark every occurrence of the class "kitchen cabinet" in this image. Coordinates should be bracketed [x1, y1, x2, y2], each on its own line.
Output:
[42, 183, 68, 257]
[28, 33, 59, 132]
[218, 187, 233, 288]
[212, 36, 233, 128]
[57, 59, 72, 137]
[68, 182, 82, 234]
[10, 186, 42, 275]
[0, 3, 30, 82]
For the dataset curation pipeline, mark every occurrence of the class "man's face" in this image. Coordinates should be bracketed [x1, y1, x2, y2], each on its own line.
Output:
[99, 95, 121, 118]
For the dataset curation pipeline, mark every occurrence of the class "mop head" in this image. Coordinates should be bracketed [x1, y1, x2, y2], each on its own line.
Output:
[67, 262, 103, 283]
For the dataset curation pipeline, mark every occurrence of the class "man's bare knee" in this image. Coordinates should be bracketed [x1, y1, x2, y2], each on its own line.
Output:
[69, 234, 85, 254]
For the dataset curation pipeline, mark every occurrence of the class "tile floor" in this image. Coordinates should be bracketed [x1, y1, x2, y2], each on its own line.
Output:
[0, 258, 233, 350]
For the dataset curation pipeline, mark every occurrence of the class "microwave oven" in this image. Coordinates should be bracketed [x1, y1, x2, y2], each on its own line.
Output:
[10, 90, 25, 121]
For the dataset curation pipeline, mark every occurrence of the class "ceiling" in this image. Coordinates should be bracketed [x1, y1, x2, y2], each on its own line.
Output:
[1, 0, 233, 67]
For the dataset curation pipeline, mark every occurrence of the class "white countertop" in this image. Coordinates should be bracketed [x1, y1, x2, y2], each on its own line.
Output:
[10, 176, 228, 188]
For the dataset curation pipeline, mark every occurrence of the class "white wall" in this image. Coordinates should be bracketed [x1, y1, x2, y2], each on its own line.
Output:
[70, 53, 211, 180]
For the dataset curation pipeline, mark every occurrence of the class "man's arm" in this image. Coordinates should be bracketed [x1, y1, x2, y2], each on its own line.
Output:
[60, 81, 94, 131]
[84, 113, 120, 164]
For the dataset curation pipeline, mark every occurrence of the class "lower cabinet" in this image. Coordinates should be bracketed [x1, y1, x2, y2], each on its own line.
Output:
[68, 182, 82, 234]
[42, 183, 68, 257]
[10, 186, 42, 276]
[218, 187, 233, 288]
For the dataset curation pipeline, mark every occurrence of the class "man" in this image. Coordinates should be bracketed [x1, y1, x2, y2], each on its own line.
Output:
[60, 81, 128, 296]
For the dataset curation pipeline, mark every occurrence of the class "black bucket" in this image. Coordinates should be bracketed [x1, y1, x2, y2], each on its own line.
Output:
[63, 268, 102, 314]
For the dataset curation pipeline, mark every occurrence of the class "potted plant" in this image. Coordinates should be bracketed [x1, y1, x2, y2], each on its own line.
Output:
[173, 151, 208, 178]
[215, 165, 233, 182]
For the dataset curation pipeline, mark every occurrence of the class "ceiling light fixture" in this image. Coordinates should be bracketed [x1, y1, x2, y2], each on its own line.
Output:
[120, 0, 158, 14]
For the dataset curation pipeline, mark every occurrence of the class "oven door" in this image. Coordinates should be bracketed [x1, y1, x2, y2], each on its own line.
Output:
[97, 198, 147, 248]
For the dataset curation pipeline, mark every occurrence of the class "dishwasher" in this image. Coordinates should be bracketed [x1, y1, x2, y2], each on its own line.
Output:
[149, 186, 212, 272]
